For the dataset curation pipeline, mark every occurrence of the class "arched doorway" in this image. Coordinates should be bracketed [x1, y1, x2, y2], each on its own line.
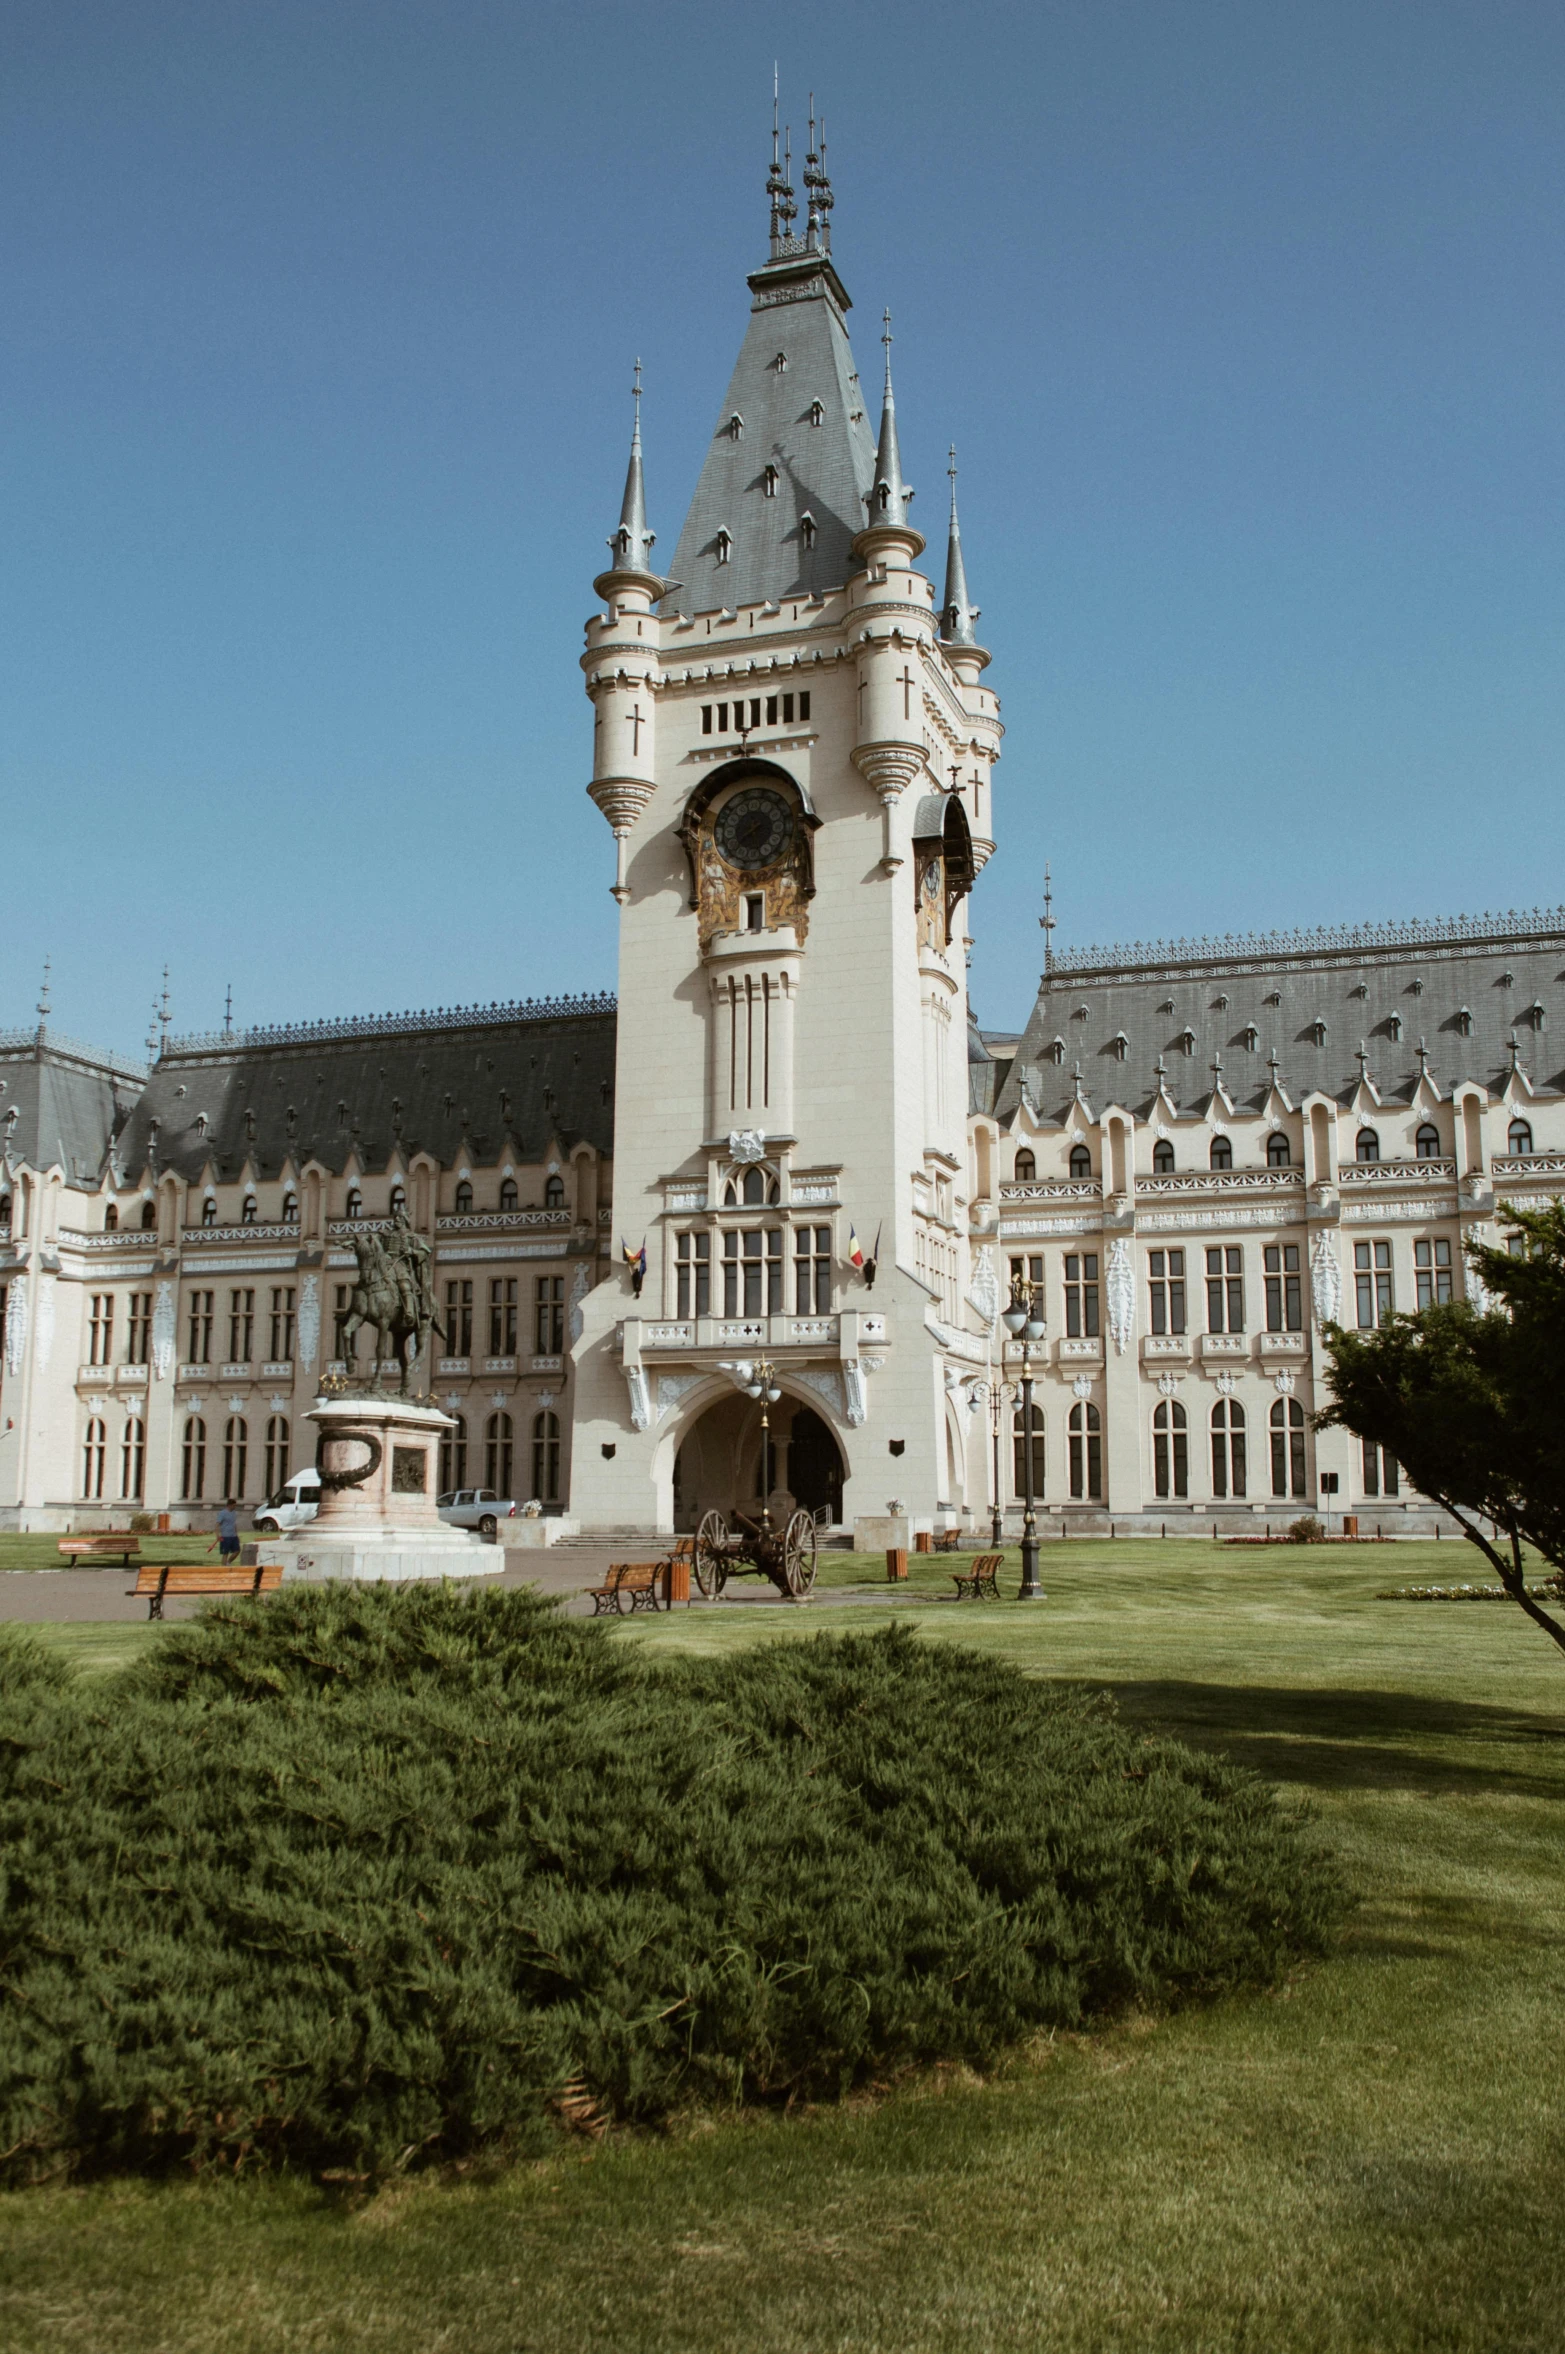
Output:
[673, 1388, 845, 1531]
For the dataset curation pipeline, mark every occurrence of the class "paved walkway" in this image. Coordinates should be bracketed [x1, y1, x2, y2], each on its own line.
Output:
[0, 1547, 937, 1624]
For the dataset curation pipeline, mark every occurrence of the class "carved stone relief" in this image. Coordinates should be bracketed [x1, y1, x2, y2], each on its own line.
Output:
[1310, 1234, 1341, 1326]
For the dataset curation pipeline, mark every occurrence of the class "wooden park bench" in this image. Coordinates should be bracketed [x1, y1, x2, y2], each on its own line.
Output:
[952, 1553, 1004, 1601]
[129, 1562, 284, 1620]
[59, 1534, 142, 1567]
[586, 1561, 663, 1617]
[931, 1528, 965, 1554]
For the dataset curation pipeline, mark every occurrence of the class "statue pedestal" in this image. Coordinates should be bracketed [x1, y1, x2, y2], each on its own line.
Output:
[257, 1396, 498, 1584]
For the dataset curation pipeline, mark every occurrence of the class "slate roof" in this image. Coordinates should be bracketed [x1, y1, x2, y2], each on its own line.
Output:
[658, 248, 877, 619]
[993, 909, 1565, 1124]
[113, 998, 617, 1185]
[0, 1031, 142, 1185]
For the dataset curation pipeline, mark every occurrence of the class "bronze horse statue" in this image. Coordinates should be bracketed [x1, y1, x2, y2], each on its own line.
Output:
[337, 1207, 443, 1391]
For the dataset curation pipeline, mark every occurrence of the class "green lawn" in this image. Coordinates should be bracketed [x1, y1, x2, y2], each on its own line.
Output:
[3, 1542, 1563, 2353]
[0, 1529, 252, 1575]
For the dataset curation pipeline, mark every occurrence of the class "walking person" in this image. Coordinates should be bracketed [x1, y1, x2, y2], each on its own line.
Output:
[208, 1500, 241, 1567]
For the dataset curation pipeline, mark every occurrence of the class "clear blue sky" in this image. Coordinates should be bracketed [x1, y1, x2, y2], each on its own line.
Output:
[4, 0, 1562, 1055]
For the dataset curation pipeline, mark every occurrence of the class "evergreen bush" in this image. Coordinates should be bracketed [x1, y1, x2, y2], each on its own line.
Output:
[0, 1586, 1340, 2184]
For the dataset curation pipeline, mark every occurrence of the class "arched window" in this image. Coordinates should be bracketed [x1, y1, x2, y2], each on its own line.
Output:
[1356, 1129, 1380, 1163]
[1068, 1401, 1102, 1500]
[1152, 1398, 1187, 1499]
[1011, 1401, 1045, 1500]
[1270, 1397, 1306, 1499]
[1152, 1140, 1175, 1174]
[104, 1203, 118, 1232]
[532, 1409, 561, 1503]
[0, 1195, 10, 1227]
[223, 1416, 248, 1500]
[181, 1416, 207, 1501]
[1211, 1398, 1247, 1499]
[440, 1414, 468, 1494]
[742, 1166, 775, 1206]
[454, 1180, 473, 1214]
[715, 528, 732, 566]
[389, 1183, 407, 1216]
[121, 1416, 145, 1502]
[1068, 1144, 1092, 1179]
[1014, 1150, 1036, 1181]
[799, 511, 817, 549]
[809, 399, 824, 427]
[1415, 1123, 1442, 1159]
[280, 1191, 297, 1224]
[498, 1178, 518, 1211]
[762, 463, 779, 499]
[485, 1411, 513, 1495]
[141, 1197, 157, 1230]
[1455, 1007, 1472, 1036]
[1209, 1136, 1232, 1171]
[81, 1417, 106, 1500]
[241, 1195, 257, 1225]
[1266, 1133, 1291, 1167]
[263, 1415, 289, 1497]
[1508, 1119, 1534, 1156]
[545, 1174, 566, 1208]
[201, 1196, 217, 1226]
[344, 1187, 362, 1220]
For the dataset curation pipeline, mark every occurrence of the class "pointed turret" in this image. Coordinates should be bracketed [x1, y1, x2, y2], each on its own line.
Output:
[859, 311, 920, 547]
[940, 447, 981, 647]
[598, 362, 659, 590]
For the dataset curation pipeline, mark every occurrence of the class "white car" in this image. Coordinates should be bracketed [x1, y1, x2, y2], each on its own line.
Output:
[437, 1489, 519, 1540]
[254, 1467, 321, 1533]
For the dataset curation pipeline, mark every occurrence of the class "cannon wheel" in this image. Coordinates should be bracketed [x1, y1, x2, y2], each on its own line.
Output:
[782, 1508, 818, 1598]
[694, 1509, 730, 1598]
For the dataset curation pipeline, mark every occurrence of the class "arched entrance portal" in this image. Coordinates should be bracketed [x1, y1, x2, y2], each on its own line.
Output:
[673, 1391, 845, 1531]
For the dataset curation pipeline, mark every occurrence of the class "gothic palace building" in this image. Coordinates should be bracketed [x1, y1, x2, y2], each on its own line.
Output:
[3, 161, 1562, 1537]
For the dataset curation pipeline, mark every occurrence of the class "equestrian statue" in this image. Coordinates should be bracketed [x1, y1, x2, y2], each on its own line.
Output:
[337, 1205, 443, 1391]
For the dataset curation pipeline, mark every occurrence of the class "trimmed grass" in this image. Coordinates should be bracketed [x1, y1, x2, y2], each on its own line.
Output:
[0, 1530, 252, 1575]
[2, 1544, 1562, 2351]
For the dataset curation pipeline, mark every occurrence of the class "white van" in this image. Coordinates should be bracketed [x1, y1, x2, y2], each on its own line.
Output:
[254, 1466, 321, 1533]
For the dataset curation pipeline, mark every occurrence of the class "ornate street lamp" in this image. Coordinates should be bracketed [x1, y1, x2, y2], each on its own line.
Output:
[1000, 1281, 1048, 1600]
[978, 1372, 1020, 1548]
[744, 1358, 783, 1529]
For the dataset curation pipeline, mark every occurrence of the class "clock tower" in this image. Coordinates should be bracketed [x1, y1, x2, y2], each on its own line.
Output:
[568, 132, 1003, 1538]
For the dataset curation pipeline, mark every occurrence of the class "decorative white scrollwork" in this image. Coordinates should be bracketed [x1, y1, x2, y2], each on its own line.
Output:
[791, 1366, 845, 1421]
[728, 1129, 767, 1164]
[842, 1359, 868, 1426]
[567, 1263, 590, 1344]
[1273, 1369, 1296, 1396]
[1156, 1369, 1181, 1397]
[624, 1366, 651, 1430]
[1310, 1234, 1341, 1326]
[296, 1273, 321, 1369]
[655, 1371, 704, 1423]
[1106, 1238, 1135, 1356]
[967, 1245, 1000, 1331]
[3, 1275, 26, 1375]
[1071, 1373, 1093, 1399]
[1215, 1371, 1238, 1396]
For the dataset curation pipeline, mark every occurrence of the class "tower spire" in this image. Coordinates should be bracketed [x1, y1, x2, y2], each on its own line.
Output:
[602, 361, 657, 581]
[1039, 864, 1056, 974]
[861, 310, 918, 541]
[766, 69, 796, 255]
[940, 445, 980, 646]
[35, 954, 51, 1037]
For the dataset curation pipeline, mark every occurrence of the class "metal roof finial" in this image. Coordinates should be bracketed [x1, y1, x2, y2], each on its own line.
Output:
[602, 361, 656, 578]
[36, 954, 51, 1031]
[767, 67, 795, 251]
[940, 444, 981, 648]
[859, 310, 915, 536]
[1039, 862, 1056, 974]
[223, 983, 233, 1038]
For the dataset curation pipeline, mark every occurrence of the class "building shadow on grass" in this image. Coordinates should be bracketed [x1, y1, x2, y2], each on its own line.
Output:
[1082, 1678, 1565, 1801]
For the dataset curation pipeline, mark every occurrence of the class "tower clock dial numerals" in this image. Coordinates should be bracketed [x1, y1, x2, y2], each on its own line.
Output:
[713, 787, 794, 871]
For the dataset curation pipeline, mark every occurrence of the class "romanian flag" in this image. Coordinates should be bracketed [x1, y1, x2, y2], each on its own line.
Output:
[848, 1226, 865, 1270]
[622, 1238, 646, 1280]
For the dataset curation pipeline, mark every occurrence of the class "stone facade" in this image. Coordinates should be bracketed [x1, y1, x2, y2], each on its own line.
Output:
[2, 180, 1561, 1536]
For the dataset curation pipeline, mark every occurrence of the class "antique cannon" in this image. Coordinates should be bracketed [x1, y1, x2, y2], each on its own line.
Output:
[691, 1507, 818, 1600]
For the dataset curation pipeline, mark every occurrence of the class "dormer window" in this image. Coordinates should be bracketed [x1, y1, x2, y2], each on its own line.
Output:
[1416, 1124, 1442, 1158]
[772, 352, 787, 371]
[726, 414, 743, 441]
[194, 1112, 208, 1138]
[498, 1178, 518, 1211]
[280, 1192, 297, 1223]
[1153, 1139, 1174, 1173]
[0, 1195, 10, 1227]
[1509, 1118, 1534, 1155]
[1356, 1129, 1380, 1163]
[1387, 1013, 1403, 1041]
[104, 1203, 118, 1231]
[1048, 1037, 1066, 1065]
[1456, 1007, 1472, 1036]
[1267, 1133, 1291, 1167]
[1308, 1018, 1327, 1046]
[1177, 1028, 1196, 1057]
[809, 399, 823, 426]
[390, 1183, 407, 1216]
[202, 1197, 217, 1226]
[1526, 1001, 1546, 1032]
[241, 1195, 257, 1225]
[762, 464, 779, 499]
[344, 1187, 362, 1220]
[1263, 990, 1282, 1007]
[455, 1179, 473, 1214]
[1240, 1025, 1258, 1052]
[1210, 1137, 1233, 1171]
[715, 529, 732, 566]
[545, 1174, 565, 1208]
[1014, 1150, 1036, 1181]
[1068, 1144, 1092, 1179]
[141, 1198, 157, 1230]
[799, 511, 817, 549]
[1108, 1032, 1128, 1062]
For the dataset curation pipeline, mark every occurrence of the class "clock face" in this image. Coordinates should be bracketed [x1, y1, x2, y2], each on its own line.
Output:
[714, 787, 794, 872]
